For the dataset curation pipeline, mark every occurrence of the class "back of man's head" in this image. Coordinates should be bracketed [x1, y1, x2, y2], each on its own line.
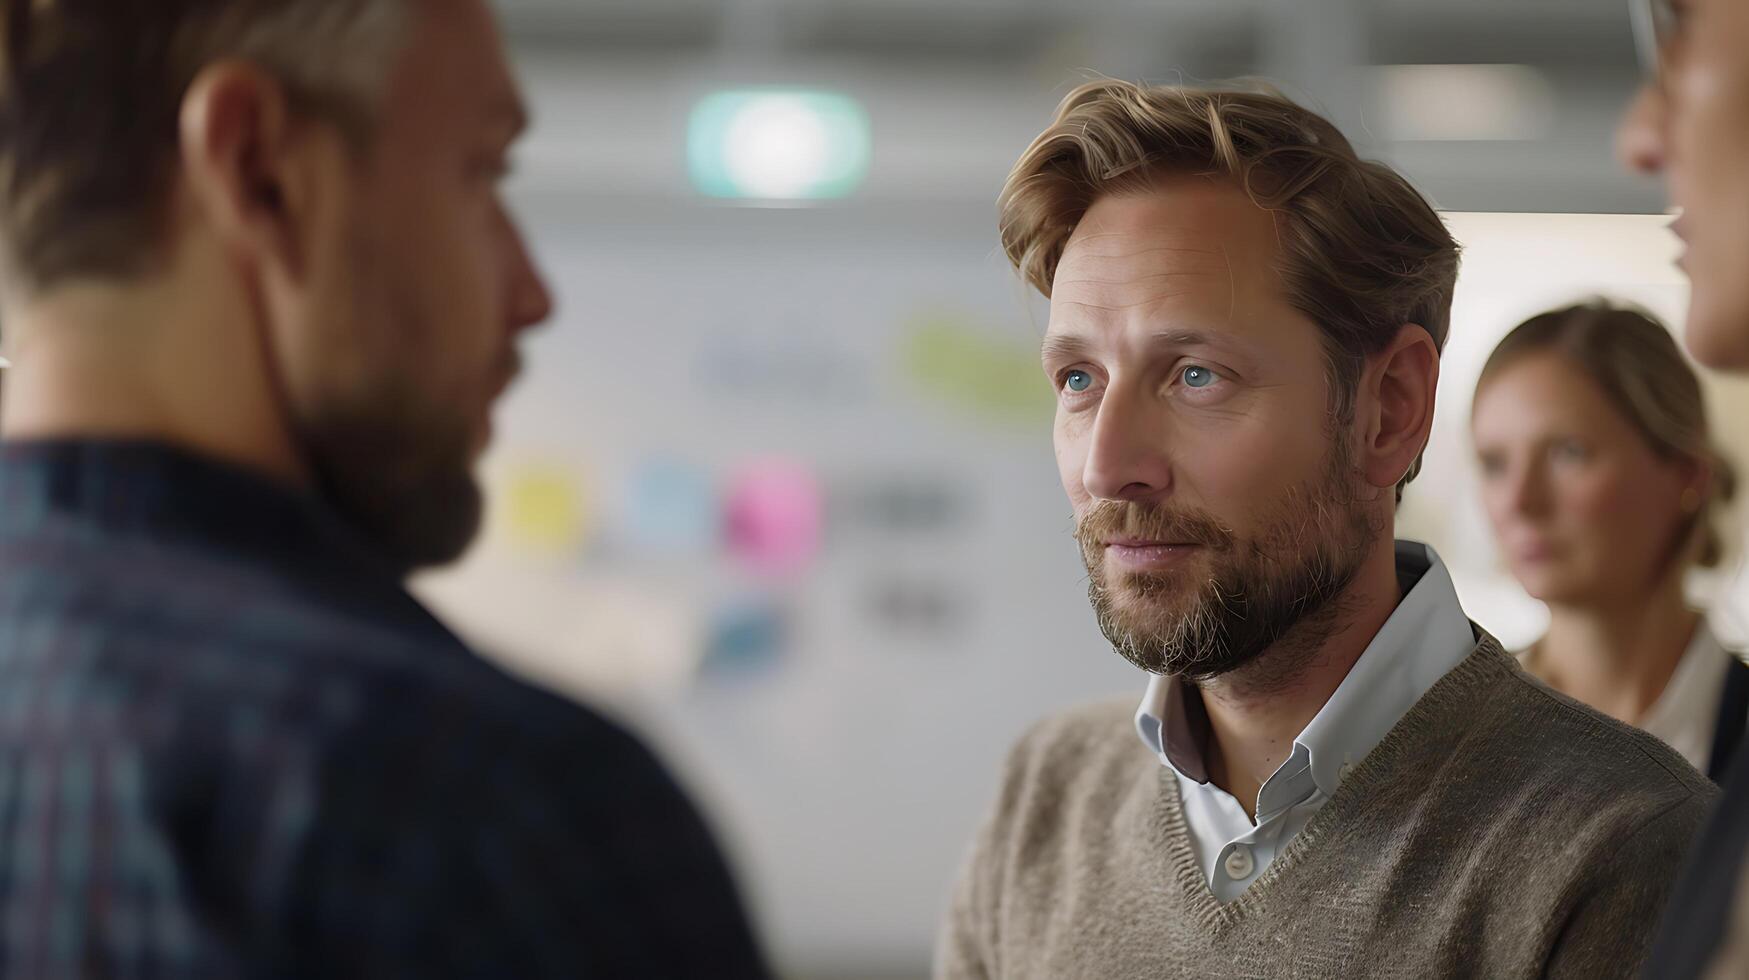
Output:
[0, 0, 406, 295]
[0, 0, 553, 572]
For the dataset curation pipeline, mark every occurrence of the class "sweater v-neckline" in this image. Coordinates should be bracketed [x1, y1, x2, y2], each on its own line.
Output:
[1151, 636, 1513, 930]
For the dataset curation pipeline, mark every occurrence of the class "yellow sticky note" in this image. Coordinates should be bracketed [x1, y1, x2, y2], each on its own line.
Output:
[502, 465, 589, 556]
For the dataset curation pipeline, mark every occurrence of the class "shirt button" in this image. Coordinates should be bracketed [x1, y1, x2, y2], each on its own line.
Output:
[1224, 845, 1256, 880]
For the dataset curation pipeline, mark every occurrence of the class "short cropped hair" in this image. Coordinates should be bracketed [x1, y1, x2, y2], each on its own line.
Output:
[0, 0, 408, 293]
[1000, 79, 1462, 496]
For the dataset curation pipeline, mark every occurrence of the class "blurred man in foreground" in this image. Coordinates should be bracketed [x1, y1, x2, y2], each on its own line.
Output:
[1619, 0, 1749, 975]
[938, 79, 1714, 978]
[0, 1, 767, 975]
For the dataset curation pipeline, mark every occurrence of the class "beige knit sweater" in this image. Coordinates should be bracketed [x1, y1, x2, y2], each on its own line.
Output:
[938, 638, 1717, 979]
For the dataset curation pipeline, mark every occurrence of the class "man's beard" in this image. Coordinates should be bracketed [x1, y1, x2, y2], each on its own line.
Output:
[301, 378, 484, 574]
[290, 233, 499, 574]
[285, 217, 524, 574]
[1073, 441, 1378, 684]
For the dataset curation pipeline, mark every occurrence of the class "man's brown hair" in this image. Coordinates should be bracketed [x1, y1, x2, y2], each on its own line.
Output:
[0, 0, 406, 294]
[1000, 79, 1461, 495]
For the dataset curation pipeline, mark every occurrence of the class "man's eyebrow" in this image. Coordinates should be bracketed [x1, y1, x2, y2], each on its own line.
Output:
[1041, 329, 1253, 364]
[1147, 330, 1216, 349]
[1040, 334, 1092, 363]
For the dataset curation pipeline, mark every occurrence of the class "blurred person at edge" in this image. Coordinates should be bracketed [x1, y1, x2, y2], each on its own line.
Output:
[0, 1, 768, 976]
[1619, 0, 1749, 976]
[936, 78, 1714, 980]
[1472, 302, 1747, 780]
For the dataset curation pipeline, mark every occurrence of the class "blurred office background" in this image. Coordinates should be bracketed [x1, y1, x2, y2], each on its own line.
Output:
[412, 2, 1749, 976]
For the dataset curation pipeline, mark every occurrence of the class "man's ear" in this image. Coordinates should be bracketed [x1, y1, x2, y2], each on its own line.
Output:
[1359, 323, 1440, 494]
[177, 61, 342, 285]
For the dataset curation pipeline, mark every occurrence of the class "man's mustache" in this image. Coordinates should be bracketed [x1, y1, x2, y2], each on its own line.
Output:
[1073, 500, 1235, 552]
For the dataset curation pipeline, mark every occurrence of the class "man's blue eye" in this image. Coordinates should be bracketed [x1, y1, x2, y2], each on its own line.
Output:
[1065, 370, 1093, 393]
[1182, 365, 1219, 389]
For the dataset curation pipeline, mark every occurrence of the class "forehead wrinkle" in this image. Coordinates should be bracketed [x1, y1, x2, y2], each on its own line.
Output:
[1057, 290, 1203, 315]
[1063, 236, 1227, 258]
[1056, 260, 1232, 314]
[1054, 270, 1224, 287]
[1054, 227, 1268, 333]
[1060, 240, 1228, 276]
[1056, 236, 1231, 309]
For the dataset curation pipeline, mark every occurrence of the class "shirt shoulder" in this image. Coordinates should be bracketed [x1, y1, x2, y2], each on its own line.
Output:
[0, 512, 689, 817]
[276, 645, 769, 975]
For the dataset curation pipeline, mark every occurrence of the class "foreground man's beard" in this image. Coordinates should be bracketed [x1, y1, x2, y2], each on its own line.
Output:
[298, 347, 500, 573]
[305, 394, 483, 574]
[1073, 446, 1377, 682]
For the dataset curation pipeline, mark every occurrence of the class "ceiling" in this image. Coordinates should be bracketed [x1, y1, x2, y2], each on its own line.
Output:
[492, 0, 1664, 215]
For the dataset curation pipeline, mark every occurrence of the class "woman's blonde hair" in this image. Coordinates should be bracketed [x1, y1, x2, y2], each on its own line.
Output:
[1476, 300, 1739, 569]
[999, 79, 1462, 496]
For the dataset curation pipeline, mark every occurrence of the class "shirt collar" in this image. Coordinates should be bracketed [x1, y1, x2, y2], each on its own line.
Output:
[1136, 670, 1210, 782]
[1294, 541, 1474, 793]
[1136, 541, 1476, 796]
[0, 438, 418, 608]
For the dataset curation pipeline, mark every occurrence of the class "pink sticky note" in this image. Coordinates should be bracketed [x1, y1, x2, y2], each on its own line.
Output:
[724, 460, 824, 576]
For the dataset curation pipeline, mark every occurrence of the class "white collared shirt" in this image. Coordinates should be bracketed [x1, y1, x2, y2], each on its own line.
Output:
[1134, 540, 1475, 902]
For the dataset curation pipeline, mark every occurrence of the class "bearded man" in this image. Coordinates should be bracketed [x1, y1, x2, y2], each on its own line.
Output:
[0, 1, 766, 975]
[937, 80, 1714, 980]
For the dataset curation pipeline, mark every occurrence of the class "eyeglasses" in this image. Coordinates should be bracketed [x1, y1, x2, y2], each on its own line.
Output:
[1630, 0, 1681, 79]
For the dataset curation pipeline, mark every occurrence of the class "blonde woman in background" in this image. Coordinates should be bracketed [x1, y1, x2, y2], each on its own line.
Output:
[1472, 301, 1747, 780]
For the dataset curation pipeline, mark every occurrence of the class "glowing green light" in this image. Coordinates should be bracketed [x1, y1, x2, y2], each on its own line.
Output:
[688, 90, 871, 201]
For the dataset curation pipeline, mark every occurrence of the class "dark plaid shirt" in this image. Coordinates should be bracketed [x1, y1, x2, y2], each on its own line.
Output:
[0, 441, 769, 979]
